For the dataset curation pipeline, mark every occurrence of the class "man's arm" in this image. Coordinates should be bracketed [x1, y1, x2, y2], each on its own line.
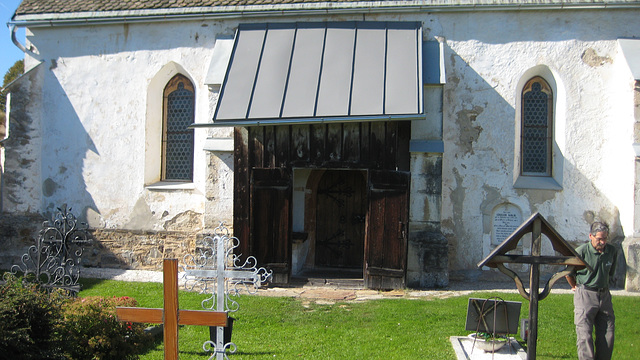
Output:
[609, 245, 617, 278]
[565, 274, 577, 290]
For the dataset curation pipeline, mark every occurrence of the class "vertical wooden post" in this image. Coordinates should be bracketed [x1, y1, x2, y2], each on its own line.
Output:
[164, 259, 179, 360]
[527, 219, 542, 360]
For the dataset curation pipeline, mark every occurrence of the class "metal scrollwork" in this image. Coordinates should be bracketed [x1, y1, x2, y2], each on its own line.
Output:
[203, 340, 237, 360]
[10, 204, 92, 295]
[181, 222, 272, 359]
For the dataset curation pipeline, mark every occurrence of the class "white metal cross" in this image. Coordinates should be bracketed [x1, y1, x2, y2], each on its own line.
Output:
[182, 223, 272, 360]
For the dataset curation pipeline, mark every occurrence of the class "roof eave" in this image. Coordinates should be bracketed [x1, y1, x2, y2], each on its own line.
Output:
[10, 1, 640, 28]
[10, 3, 409, 27]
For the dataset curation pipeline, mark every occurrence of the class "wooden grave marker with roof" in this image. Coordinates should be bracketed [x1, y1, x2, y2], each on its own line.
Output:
[478, 212, 591, 360]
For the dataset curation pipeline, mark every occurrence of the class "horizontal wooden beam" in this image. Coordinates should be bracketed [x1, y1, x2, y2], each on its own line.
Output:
[367, 266, 405, 278]
[116, 307, 163, 323]
[179, 310, 228, 326]
[116, 307, 228, 327]
[488, 255, 585, 266]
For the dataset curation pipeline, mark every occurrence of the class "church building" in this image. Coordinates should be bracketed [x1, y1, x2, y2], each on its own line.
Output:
[2, 0, 640, 290]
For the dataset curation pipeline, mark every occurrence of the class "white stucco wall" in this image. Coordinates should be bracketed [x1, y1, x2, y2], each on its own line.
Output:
[433, 10, 639, 272]
[19, 21, 239, 231]
[8, 6, 640, 278]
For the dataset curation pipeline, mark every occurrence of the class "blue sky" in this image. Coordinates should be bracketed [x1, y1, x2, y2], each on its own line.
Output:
[1, 0, 25, 83]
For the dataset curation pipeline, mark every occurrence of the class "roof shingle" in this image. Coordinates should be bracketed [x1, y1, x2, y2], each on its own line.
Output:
[15, 0, 363, 15]
[14, 0, 640, 17]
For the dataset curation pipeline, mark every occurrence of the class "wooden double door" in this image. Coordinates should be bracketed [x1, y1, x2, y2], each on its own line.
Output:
[234, 122, 410, 289]
[245, 168, 408, 289]
[314, 170, 409, 289]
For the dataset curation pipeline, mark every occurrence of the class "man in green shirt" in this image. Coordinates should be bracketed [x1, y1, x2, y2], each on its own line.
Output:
[565, 222, 617, 360]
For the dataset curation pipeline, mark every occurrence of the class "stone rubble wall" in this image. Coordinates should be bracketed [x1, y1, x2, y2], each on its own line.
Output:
[0, 213, 218, 272]
[84, 229, 201, 270]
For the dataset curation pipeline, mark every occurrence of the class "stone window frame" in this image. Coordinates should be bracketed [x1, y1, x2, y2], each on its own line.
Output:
[513, 66, 564, 191]
[144, 62, 197, 190]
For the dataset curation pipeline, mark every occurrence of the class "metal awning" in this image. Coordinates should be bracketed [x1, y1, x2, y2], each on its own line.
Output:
[199, 21, 424, 127]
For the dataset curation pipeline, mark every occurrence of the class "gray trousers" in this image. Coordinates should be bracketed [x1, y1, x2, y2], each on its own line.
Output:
[574, 286, 615, 360]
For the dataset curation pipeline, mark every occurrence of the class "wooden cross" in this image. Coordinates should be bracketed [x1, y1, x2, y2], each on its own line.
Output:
[478, 213, 591, 360]
[116, 258, 228, 360]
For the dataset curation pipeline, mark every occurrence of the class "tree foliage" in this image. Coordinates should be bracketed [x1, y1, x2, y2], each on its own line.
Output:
[1, 59, 25, 113]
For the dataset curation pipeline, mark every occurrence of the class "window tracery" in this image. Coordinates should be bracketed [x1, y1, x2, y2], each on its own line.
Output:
[521, 76, 553, 176]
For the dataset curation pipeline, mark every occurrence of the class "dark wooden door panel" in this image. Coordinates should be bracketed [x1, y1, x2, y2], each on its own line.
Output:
[365, 170, 409, 290]
[234, 127, 251, 260]
[251, 168, 292, 284]
[257, 121, 410, 170]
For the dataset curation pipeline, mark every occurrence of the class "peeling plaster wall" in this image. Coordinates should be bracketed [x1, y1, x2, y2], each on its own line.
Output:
[436, 10, 638, 282]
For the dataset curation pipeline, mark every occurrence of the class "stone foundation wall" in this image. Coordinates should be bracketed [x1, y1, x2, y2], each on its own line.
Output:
[84, 229, 203, 271]
[0, 212, 216, 272]
[407, 154, 448, 288]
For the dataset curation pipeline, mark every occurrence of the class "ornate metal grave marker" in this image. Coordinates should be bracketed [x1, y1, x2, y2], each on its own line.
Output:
[182, 222, 272, 360]
[9, 204, 92, 295]
[478, 212, 591, 360]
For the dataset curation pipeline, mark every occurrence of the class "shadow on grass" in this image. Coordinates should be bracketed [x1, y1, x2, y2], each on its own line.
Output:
[232, 351, 277, 356]
[175, 350, 277, 358]
[78, 277, 108, 291]
[2, 268, 113, 294]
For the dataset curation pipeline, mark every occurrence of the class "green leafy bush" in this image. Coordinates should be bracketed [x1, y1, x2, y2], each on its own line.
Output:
[0, 275, 153, 360]
[60, 295, 153, 360]
[0, 275, 65, 359]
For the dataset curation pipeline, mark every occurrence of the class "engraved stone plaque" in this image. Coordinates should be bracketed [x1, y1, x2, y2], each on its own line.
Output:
[492, 204, 522, 245]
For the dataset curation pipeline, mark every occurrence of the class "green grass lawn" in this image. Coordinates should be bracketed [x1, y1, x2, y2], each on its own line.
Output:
[78, 279, 640, 359]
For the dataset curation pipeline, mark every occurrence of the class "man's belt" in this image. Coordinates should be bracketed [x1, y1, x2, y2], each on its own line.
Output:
[580, 284, 608, 293]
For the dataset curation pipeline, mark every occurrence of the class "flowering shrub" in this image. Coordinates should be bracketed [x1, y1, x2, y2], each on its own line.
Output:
[60, 296, 154, 360]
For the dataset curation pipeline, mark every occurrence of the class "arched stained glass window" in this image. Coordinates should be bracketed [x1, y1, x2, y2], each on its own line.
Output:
[521, 77, 552, 176]
[162, 74, 195, 181]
